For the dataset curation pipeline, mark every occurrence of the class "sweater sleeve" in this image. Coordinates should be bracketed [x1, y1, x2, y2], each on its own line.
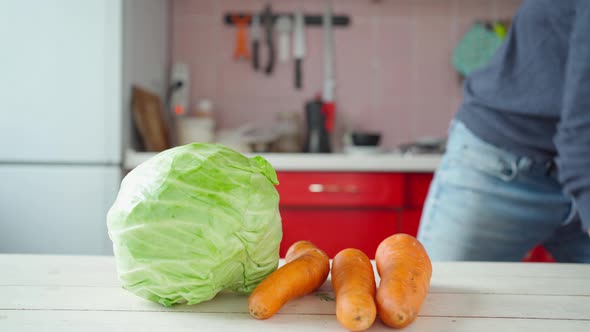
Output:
[554, 2, 590, 231]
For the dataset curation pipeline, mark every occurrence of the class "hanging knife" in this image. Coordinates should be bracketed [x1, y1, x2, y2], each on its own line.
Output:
[251, 14, 261, 70]
[321, 4, 336, 133]
[276, 15, 292, 64]
[263, 4, 275, 75]
[293, 8, 305, 89]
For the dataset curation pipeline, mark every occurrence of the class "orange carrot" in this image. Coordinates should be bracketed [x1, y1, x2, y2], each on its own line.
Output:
[331, 248, 377, 331]
[248, 240, 330, 319]
[285, 240, 320, 262]
[375, 234, 432, 329]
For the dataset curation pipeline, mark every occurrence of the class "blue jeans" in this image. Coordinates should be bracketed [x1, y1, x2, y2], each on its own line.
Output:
[417, 121, 590, 262]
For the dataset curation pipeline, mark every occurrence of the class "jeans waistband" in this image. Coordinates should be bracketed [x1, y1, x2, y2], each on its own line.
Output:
[516, 156, 557, 178]
[447, 120, 557, 180]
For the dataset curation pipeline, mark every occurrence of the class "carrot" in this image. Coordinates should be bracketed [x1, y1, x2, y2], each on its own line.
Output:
[285, 240, 320, 262]
[375, 234, 432, 329]
[331, 248, 377, 331]
[248, 240, 330, 320]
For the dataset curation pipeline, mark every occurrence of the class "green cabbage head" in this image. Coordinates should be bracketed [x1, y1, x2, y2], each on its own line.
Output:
[107, 143, 282, 306]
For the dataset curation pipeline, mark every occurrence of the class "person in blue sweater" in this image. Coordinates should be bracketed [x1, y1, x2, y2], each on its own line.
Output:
[417, 0, 590, 262]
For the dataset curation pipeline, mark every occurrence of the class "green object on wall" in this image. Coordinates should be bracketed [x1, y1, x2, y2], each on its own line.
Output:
[452, 23, 505, 77]
[493, 22, 508, 39]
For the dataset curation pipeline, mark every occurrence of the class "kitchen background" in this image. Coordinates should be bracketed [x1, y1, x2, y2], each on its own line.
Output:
[154, 0, 522, 152]
[0, 0, 524, 256]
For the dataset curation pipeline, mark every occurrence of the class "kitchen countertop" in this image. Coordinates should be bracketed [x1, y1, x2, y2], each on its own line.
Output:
[2, 255, 590, 331]
[125, 149, 442, 172]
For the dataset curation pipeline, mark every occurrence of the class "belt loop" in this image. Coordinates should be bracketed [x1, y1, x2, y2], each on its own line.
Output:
[562, 198, 578, 225]
[545, 160, 557, 177]
[517, 157, 532, 171]
[499, 159, 518, 181]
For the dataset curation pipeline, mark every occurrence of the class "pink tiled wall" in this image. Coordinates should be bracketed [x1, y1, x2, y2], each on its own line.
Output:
[171, 0, 522, 149]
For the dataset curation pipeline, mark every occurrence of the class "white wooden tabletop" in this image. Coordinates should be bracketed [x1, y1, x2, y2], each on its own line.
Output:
[1, 255, 589, 331]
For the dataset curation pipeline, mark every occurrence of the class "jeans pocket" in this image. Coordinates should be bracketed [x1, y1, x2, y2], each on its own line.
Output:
[444, 125, 518, 182]
[461, 149, 518, 181]
[438, 148, 518, 192]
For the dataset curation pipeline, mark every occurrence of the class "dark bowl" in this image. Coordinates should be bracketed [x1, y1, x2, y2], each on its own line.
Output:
[351, 132, 382, 146]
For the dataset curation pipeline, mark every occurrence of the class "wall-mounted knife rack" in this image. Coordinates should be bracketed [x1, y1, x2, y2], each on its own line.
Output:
[223, 13, 351, 27]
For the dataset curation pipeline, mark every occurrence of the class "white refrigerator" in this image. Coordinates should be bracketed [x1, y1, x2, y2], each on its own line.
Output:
[0, 0, 123, 255]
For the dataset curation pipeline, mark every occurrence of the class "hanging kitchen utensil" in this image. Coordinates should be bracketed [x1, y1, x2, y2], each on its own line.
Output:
[276, 15, 292, 64]
[251, 14, 261, 70]
[232, 15, 251, 60]
[452, 22, 503, 77]
[132, 86, 171, 152]
[262, 4, 275, 75]
[304, 98, 331, 153]
[492, 21, 508, 39]
[321, 4, 336, 133]
[293, 8, 305, 89]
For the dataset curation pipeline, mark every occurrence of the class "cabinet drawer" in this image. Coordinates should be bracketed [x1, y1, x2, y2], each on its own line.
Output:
[276, 172, 404, 207]
[279, 208, 399, 258]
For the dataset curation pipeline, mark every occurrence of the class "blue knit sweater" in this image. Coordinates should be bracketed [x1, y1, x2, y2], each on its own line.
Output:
[456, 0, 590, 230]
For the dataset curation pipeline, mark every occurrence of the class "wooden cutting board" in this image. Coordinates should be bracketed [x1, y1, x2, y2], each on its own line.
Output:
[132, 85, 170, 152]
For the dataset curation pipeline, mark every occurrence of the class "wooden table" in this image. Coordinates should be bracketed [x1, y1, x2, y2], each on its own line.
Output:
[1, 255, 589, 331]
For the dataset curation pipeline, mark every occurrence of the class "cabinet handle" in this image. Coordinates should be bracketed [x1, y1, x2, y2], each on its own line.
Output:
[308, 184, 358, 193]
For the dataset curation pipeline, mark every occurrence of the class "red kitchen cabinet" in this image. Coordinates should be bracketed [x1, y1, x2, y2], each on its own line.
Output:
[277, 172, 404, 207]
[275, 171, 403, 258]
[279, 208, 398, 258]
[399, 173, 431, 237]
[523, 246, 556, 263]
[275, 170, 555, 263]
[399, 208, 422, 237]
[404, 173, 434, 208]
